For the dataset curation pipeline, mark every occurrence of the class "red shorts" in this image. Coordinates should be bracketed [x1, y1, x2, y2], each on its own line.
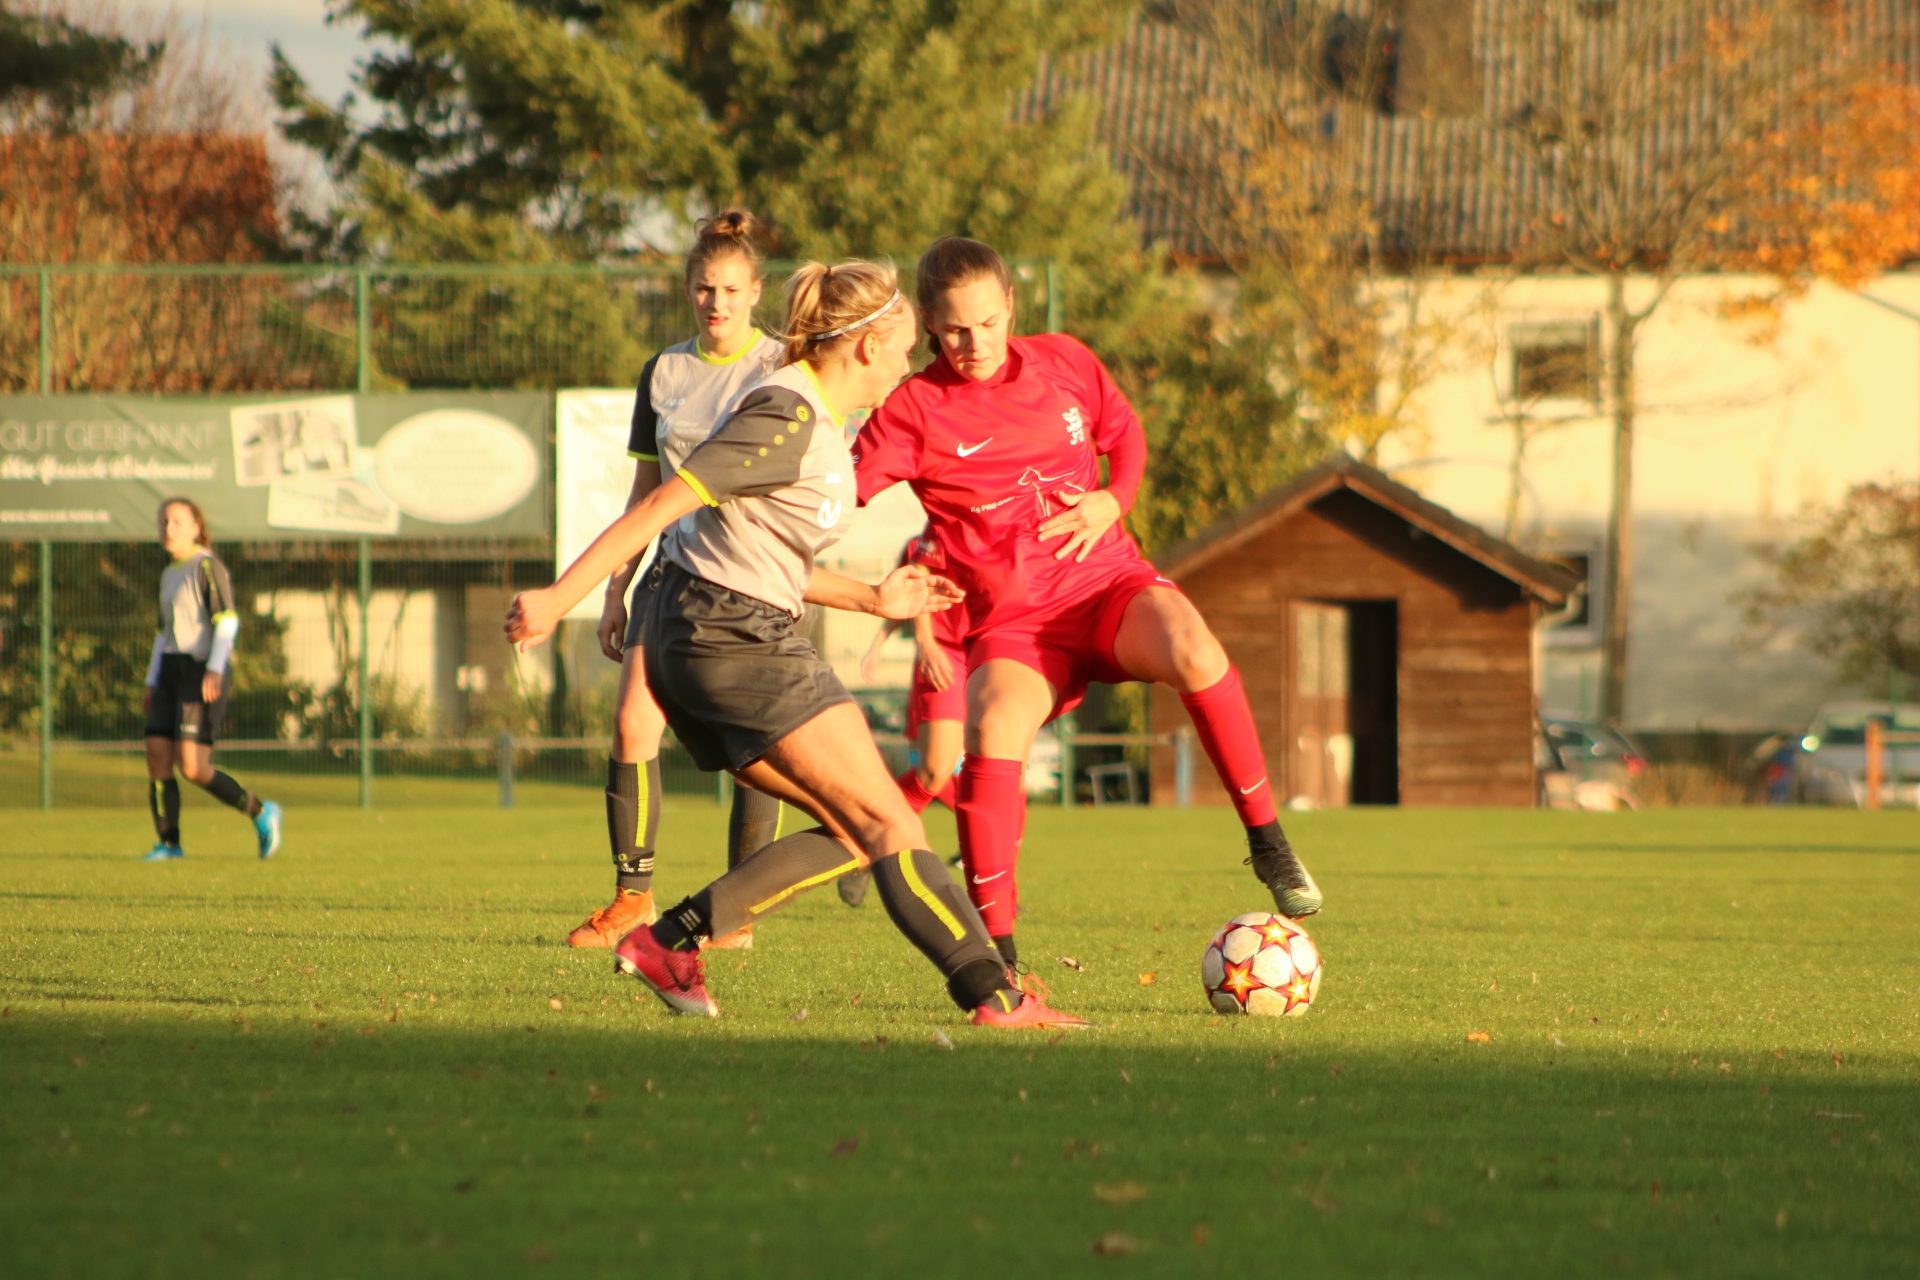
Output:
[966, 561, 1175, 722]
[905, 642, 969, 736]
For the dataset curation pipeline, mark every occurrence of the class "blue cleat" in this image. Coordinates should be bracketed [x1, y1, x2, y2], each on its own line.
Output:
[144, 841, 184, 862]
[254, 800, 282, 859]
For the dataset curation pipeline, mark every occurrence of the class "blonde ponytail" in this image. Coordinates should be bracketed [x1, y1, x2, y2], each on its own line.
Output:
[779, 259, 911, 365]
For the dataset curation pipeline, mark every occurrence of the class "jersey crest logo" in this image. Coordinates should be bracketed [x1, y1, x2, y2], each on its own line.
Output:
[1063, 406, 1086, 445]
[1016, 466, 1084, 520]
[795, 405, 811, 423]
[816, 497, 844, 528]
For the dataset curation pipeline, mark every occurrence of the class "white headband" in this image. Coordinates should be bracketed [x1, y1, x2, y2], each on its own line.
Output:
[815, 290, 902, 340]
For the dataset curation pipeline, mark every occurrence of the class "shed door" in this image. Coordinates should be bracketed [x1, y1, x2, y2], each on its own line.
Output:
[1290, 602, 1351, 809]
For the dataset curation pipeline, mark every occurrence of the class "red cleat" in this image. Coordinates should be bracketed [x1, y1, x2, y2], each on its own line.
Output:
[614, 927, 719, 1018]
[970, 990, 1094, 1029]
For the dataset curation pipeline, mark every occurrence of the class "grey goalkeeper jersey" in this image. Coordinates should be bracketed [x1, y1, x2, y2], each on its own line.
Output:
[665, 362, 855, 617]
[158, 549, 237, 661]
[629, 332, 785, 479]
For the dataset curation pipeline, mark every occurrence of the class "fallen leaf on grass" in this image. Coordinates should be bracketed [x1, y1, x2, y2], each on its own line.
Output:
[1466, 1031, 1491, 1044]
[1190, 1224, 1209, 1249]
[1091, 1233, 1138, 1256]
[930, 1029, 954, 1051]
[1137, 972, 1157, 986]
[1832, 1052, 1845, 1068]
[1059, 956, 1086, 972]
[849, 993, 863, 1007]
[789, 1008, 809, 1024]
[549, 998, 564, 1012]
[1551, 1036, 1567, 1048]
[831, 1138, 859, 1157]
[1094, 1181, 1148, 1204]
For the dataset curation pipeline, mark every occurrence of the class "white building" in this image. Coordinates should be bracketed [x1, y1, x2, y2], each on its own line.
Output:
[1377, 272, 1920, 731]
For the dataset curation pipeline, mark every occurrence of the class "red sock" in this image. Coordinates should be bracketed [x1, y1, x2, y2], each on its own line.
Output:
[895, 768, 937, 814]
[955, 757, 1025, 938]
[1180, 667, 1278, 827]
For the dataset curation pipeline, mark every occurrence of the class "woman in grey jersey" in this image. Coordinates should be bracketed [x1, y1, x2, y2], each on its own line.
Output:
[509, 259, 1085, 1027]
[141, 498, 282, 862]
[568, 210, 792, 950]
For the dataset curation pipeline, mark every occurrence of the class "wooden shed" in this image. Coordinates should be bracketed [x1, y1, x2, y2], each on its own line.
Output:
[1148, 455, 1581, 807]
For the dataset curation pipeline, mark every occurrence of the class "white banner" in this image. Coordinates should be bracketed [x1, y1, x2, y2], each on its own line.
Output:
[555, 389, 644, 621]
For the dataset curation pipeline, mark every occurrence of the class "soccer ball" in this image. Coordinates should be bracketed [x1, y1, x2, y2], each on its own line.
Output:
[1201, 912, 1322, 1016]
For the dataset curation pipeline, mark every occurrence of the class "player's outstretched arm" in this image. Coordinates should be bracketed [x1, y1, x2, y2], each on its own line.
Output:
[805, 564, 963, 620]
[507, 476, 703, 651]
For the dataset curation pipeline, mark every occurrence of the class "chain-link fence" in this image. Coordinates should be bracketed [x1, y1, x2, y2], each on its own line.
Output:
[0, 260, 1063, 809]
[0, 261, 1064, 395]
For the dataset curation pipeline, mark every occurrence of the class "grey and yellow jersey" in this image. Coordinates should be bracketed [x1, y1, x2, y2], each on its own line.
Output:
[158, 549, 237, 661]
[665, 362, 855, 617]
[628, 331, 785, 480]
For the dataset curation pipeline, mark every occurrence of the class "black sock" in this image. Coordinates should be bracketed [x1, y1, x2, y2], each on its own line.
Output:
[1247, 820, 1291, 857]
[728, 782, 783, 871]
[199, 770, 262, 819]
[150, 778, 181, 844]
[871, 848, 1022, 1011]
[992, 933, 1018, 968]
[650, 826, 858, 950]
[607, 758, 659, 893]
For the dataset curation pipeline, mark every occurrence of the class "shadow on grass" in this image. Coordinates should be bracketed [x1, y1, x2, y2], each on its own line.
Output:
[5, 1009, 1914, 1280]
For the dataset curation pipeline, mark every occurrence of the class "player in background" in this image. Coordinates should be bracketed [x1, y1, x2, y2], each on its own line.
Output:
[141, 498, 282, 862]
[853, 237, 1321, 969]
[508, 259, 1086, 1027]
[569, 210, 788, 950]
[841, 527, 971, 906]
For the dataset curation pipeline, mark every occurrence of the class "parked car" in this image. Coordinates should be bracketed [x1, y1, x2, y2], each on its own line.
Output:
[1539, 716, 1647, 810]
[1792, 701, 1920, 806]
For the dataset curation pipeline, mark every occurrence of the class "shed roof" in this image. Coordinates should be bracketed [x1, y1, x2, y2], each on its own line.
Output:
[1153, 452, 1583, 605]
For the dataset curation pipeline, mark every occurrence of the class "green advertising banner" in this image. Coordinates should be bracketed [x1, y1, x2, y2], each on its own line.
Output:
[0, 393, 550, 541]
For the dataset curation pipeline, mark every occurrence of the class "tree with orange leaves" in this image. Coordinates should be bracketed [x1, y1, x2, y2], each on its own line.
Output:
[1481, 0, 1920, 726]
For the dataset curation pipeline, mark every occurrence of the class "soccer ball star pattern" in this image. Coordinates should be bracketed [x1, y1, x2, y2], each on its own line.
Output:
[1201, 912, 1323, 1017]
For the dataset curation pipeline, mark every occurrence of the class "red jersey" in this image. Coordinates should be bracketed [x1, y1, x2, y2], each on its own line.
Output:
[855, 334, 1148, 637]
[900, 529, 969, 650]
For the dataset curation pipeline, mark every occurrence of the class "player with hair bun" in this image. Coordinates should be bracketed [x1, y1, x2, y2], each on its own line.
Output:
[509, 258, 1086, 1027]
[569, 209, 790, 951]
[853, 236, 1322, 970]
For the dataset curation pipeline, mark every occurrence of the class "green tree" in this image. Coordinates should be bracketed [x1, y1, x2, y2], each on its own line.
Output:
[0, 4, 162, 124]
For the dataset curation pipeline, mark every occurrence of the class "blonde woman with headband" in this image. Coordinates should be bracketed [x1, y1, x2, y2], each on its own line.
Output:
[508, 259, 1086, 1027]
[569, 210, 789, 952]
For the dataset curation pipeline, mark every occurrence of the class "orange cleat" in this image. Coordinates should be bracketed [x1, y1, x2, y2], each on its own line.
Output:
[700, 925, 754, 951]
[566, 889, 657, 948]
[970, 990, 1094, 1029]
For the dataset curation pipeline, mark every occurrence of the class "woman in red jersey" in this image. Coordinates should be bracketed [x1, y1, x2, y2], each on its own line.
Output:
[853, 237, 1322, 967]
[841, 528, 970, 907]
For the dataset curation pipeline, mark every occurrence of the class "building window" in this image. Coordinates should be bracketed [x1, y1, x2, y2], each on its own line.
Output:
[1511, 321, 1598, 403]
[1546, 549, 1600, 647]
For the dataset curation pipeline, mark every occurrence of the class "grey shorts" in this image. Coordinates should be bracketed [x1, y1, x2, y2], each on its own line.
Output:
[641, 560, 854, 772]
[622, 572, 657, 650]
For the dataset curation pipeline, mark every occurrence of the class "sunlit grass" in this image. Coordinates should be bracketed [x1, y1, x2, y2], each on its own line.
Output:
[2, 801, 1916, 1277]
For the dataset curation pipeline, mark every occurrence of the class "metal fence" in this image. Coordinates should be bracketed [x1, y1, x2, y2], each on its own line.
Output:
[0, 260, 1067, 810]
[0, 260, 1064, 395]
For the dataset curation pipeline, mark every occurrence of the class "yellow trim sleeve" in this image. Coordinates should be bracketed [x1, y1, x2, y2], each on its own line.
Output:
[678, 469, 720, 507]
[897, 849, 966, 940]
[629, 449, 660, 461]
[748, 856, 864, 917]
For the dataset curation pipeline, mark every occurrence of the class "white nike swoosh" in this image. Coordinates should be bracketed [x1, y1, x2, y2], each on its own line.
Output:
[1239, 779, 1268, 794]
[972, 871, 1007, 884]
[957, 439, 992, 456]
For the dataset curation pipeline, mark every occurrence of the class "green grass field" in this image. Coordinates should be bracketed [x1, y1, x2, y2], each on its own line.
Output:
[3, 798, 1917, 1278]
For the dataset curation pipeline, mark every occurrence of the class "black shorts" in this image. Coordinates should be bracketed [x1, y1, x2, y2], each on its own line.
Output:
[622, 570, 657, 650]
[641, 560, 854, 772]
[145, 653, 229, 745]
